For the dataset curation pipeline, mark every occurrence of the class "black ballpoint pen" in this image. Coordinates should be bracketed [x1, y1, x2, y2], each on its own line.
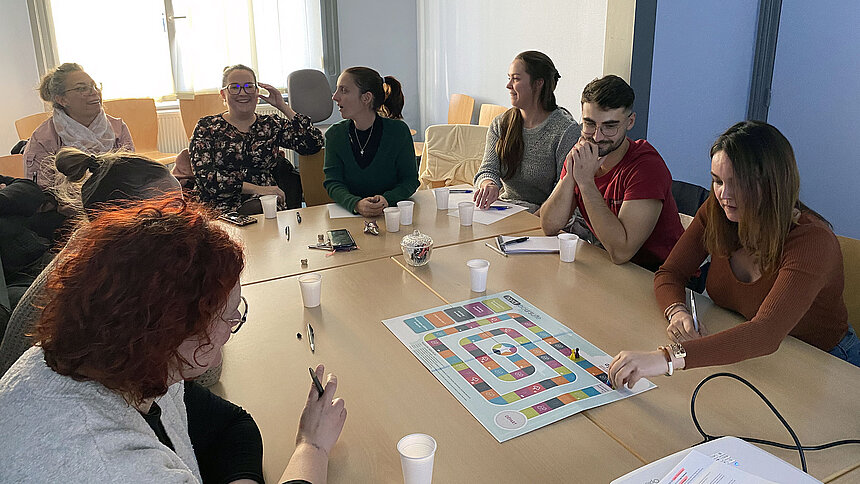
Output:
[285, 226, 290, 241]
[501, 236, 529, 246]
[307, 324, 315, 353]
[309, 367, 324, 397]
[297, 212, 302, 223]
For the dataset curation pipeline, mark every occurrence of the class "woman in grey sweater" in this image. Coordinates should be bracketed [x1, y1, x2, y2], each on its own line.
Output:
[473, 51, 580, 213]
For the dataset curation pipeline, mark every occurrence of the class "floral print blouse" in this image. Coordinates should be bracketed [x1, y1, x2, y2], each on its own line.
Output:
[190, 112, 323, 212]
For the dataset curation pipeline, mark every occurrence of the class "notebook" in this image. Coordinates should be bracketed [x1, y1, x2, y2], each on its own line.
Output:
[496, 235, 560, 254]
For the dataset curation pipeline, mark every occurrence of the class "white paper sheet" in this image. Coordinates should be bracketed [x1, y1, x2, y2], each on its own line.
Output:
[327, 203, 361, 218]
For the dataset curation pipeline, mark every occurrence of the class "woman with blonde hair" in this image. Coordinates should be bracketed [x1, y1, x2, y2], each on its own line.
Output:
[23, 63, 133, 188]
[609, 121, 857, 389]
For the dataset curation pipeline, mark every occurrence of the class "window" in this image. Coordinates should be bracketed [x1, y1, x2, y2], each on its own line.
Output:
[38, 0, 332, 101]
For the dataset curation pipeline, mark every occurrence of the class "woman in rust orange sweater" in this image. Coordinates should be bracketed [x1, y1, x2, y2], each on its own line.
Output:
[609, 121, 857, 388]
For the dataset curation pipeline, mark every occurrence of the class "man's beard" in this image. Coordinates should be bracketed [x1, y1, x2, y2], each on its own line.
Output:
[586, 136, 624, 157]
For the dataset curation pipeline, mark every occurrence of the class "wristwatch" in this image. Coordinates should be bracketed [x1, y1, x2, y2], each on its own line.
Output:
[668, 342, 686, 359]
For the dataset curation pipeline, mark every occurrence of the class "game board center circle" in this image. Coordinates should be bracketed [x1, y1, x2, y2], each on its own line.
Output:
[492, 343, 517, 356]
[494, 410, 527, 430]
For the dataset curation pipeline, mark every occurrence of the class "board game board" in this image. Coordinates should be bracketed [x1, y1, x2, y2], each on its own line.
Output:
[383, 291, 656, 442]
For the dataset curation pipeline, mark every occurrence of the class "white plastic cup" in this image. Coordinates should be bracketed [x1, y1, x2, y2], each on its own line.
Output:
[558, 233, 580, 263]
[434, 187, 449, 210]
[298, 273, 322, 308]
[397, 200, 415, 225]
[458, 201, 475, 226]
[384, 207, 401, 233]
[397, 433, 437, 484]
[466, 259, 490, 292]
[260, 195, 278, 219]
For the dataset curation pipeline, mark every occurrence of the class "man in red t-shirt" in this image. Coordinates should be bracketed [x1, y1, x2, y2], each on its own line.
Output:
[541, 75, 683, 271]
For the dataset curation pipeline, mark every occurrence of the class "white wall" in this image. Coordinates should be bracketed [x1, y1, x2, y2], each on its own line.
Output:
[334, 0, 420, 133]
[646, 1, 758, 189]
[1, 0, 45, 156]
[417, 0, 607, 135]
[768, 1, 860, 238]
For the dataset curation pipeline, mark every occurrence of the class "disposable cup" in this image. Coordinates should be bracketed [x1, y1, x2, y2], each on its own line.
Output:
[434, 187, 449, 210]
[298, 273, 322, 307]
[466, 258, 490, 292]
[260, 195, 278, 219]
[397, 433, 437, 484]
[397, 200, 415, 225]
[384, 207, 401, 233]
[458, 201, 475, 226]
[558, 233, 580, 262]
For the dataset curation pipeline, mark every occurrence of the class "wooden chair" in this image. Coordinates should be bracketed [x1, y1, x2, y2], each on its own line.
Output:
[447, 94, 475, 125]
[478, 103, 508, 126]
[418, 124, 488, 189]
[837, 235, 859, 334]
[15, 112, 51, 140]
[102, 98, 176, 165]
[299, 148, 333, 207]
[178, 93, 225, 140]
[0, 154, 26, 178]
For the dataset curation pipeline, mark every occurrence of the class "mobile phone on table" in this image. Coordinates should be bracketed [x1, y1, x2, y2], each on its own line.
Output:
[219, 212, 258, 226]
[326, 229, 357, 250]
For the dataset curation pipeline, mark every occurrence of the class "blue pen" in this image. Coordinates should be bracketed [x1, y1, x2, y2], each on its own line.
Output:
[487, 206, 510, 210]
[449, 189, 473, 193]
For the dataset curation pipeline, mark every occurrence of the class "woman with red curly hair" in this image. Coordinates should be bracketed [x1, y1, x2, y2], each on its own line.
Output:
[0, 199, 347, 483]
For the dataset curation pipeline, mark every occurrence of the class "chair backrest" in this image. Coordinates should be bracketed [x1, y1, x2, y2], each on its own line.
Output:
[103, 98, 160, 152]
[288, 69, 334, 123]
[447, 94, 475, 125]
[418, 124, 488, 189]
[0, 154, 26, 178]
[179, 93, 225, 140]
[299, 148, 333, 206]
[478, 104, 508, 126]
[672, 180, 710, 216]
[15, 112, 51, 140]
[837, 235, 859, 333]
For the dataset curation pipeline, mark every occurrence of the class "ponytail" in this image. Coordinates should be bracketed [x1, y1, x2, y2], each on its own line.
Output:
[379, 76, 404, 119]
[54, 147, 100, 182]
[495, 108, 524, 180]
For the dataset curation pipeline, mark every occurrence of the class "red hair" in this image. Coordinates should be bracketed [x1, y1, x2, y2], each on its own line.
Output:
[33, 198, 244, 405]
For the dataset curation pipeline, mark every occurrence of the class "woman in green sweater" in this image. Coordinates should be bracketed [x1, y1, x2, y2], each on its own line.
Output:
[324, 67, 419, 216]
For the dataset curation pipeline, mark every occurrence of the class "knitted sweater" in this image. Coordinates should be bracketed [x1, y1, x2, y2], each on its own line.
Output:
[323, 117, 419, 212]
[0, 347, 202, 483]
[655, 206, 849, 369]
[474, 108, 577, 212]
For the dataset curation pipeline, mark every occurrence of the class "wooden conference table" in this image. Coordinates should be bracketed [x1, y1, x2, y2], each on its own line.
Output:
[213, 191, 859, 482]
[221, 188, 540, 285]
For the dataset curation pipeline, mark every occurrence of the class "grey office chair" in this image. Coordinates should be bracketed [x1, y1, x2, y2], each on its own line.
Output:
[287, 69, 334, 123]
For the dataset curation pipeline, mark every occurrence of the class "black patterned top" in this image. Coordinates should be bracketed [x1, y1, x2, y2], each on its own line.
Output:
[190, 112, 323, 212]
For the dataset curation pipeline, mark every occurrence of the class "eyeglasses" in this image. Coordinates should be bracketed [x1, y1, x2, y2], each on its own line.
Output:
[226, 296, 248, 334]
[64, 82, 102, 95]
[223, 82, 258, 95]
[581, 114, 631, 137]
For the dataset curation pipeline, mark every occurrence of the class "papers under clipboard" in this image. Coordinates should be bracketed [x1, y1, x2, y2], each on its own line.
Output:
[496, 235, 560, 255]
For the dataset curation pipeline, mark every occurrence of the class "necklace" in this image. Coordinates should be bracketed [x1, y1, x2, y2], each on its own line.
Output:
[352, 121, 374, 156]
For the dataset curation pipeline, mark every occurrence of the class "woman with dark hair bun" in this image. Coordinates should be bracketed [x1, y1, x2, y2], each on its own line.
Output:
[0, 199, 347, 483]
[473, 51, 579, 213]
[324, 66, 419, 217]
[609, 121, 858, 390]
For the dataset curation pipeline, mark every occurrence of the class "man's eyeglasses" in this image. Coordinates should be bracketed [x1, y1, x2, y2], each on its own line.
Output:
[226, 296, 248, 334]
[64, 83, 102, 95]
[581, 114, 632, 138]
[223, 83, 259, 95]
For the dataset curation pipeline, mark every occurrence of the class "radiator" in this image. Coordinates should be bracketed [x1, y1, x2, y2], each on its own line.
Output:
[156, 104, 288, 154]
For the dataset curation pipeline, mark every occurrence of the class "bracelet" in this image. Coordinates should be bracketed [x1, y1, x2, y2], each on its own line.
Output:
[663, 302, 687, 320]
[658, 346, 673, 376]
[667, 306, 691, 321]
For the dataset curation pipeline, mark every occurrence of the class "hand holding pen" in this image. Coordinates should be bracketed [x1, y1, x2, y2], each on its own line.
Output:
[666, 289, 706, 342]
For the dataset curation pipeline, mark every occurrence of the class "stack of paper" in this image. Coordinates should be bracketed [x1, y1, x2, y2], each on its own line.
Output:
[496, 235, 559, 254]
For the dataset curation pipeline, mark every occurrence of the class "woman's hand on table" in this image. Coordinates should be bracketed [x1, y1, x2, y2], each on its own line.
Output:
[296, 364, 347, 456]
[473, 181, 500, 209]
[666, 310, 705, 342]
[609, 350, 668, 389]
[355, 195, 387, 217]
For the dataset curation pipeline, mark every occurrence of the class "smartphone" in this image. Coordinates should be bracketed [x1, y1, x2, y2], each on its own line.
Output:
[309, 367, 324, 397]
[219, 212, 258, 226]
[326, 229, 356, 250]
